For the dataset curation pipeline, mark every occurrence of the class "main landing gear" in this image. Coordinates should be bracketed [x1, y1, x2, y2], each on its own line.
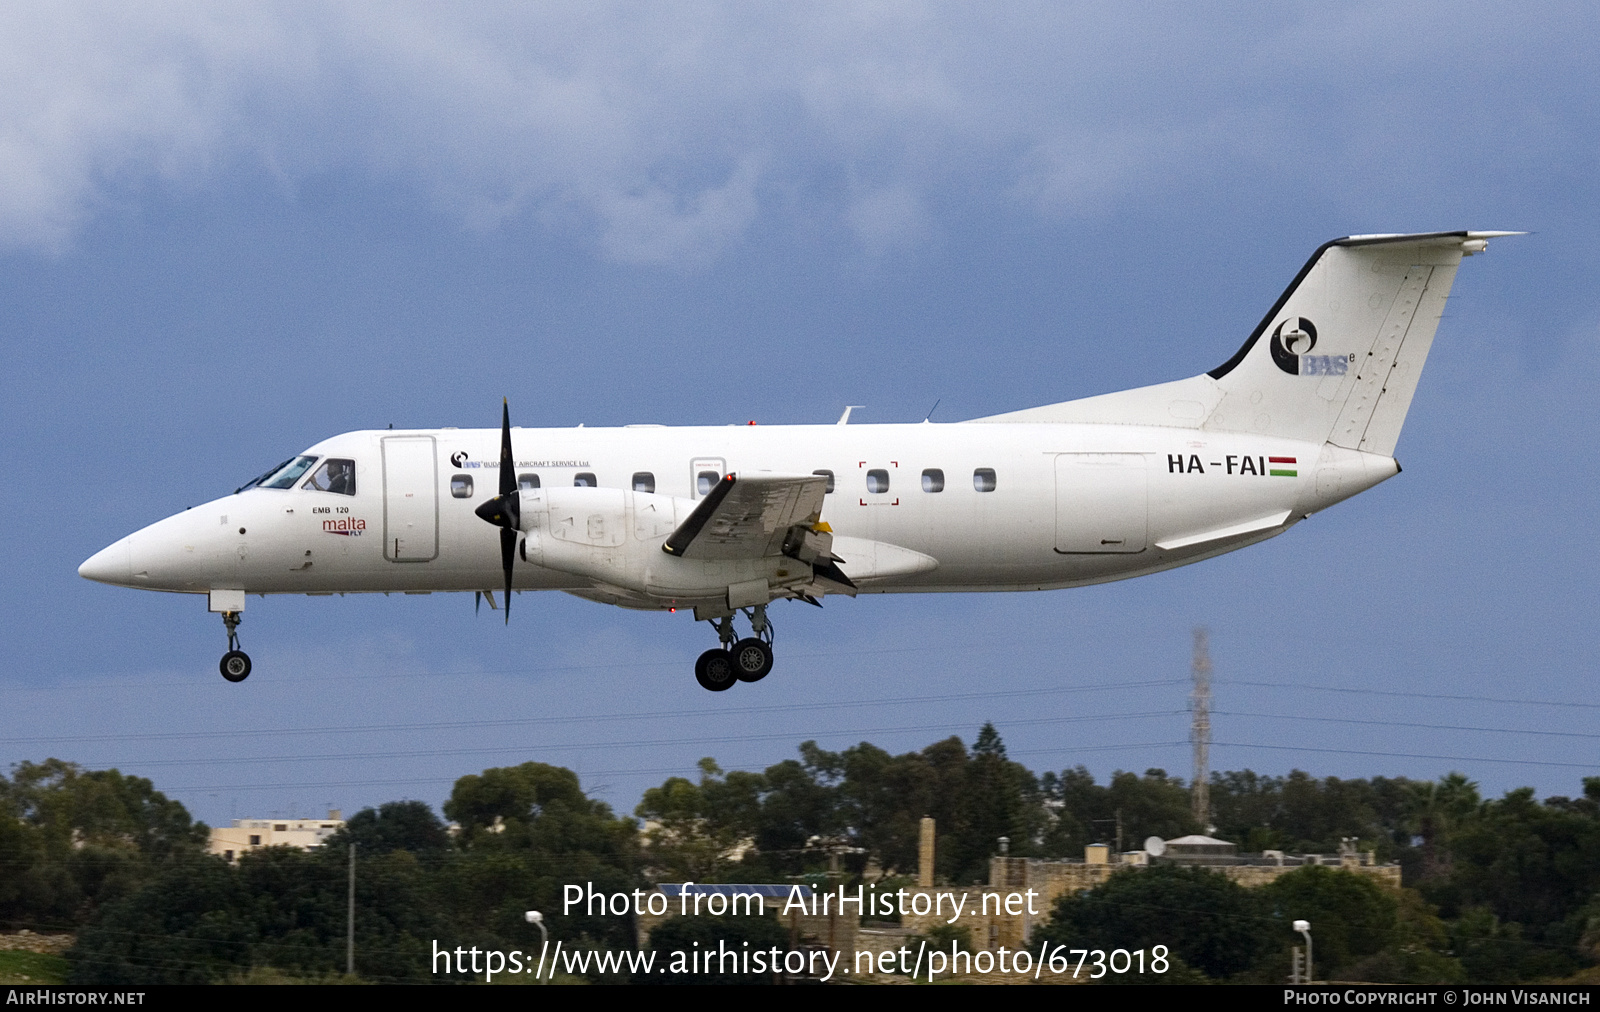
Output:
[219, 610, 251, 683]
[694, 605, 775, 692]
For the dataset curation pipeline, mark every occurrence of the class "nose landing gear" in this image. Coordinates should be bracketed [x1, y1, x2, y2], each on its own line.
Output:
[219, 611, 251, 682]
[694, 605, 775, 691]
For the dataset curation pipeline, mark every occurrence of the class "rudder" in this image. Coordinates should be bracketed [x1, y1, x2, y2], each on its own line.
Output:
[1204, 231, 1512, 454]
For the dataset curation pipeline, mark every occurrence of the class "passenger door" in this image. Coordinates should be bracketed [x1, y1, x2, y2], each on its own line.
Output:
[382, 436, 439, 562]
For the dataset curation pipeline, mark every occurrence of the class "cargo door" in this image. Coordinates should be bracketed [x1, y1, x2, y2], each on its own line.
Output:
[1054, 453, 1148, 553]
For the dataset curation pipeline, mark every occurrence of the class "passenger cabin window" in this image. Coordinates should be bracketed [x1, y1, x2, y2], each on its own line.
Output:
[921, 468, 944, 493]
[518, 473, 540, 491]
[813, 469, 835, 493]
[450, 475, 473, 498]
[574, 472, 597, 488]
[973, 468, 997, 492]
[697, 470, 721, 496]
[259, 455, 318, 490]
[632, 472, 656, 493]
[866, 468, 890, 494]
[302, 458, 356, 495]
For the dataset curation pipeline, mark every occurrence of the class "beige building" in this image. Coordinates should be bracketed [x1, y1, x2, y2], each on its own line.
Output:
[630, 826, 1403, 975]
[209, 810, 345, 862]
[901, 826, 1402, 950]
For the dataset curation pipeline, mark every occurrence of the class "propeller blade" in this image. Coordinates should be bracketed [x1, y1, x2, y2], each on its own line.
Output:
[499, 398, 515, 497]
[471, 398, 521, 625]
[475, 591, 481, 616]
[501, 399, 514, 624]
[500, 526, 515, 625]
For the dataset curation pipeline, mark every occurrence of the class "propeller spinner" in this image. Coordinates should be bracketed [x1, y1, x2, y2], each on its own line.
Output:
[471, 399, 520, 624]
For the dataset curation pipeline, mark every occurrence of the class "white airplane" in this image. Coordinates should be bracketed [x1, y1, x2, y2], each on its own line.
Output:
[80, 231, 1517, 691]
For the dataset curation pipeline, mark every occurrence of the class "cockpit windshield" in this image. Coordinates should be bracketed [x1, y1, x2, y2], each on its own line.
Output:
[238, 459, 290, 493]
[239, 455, 319, 492]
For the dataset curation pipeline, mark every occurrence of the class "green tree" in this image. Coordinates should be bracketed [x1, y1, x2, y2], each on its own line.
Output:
[636, 758, 765, 882]
[953, 724, 1045, 881]
[1407, 773, 1481, 883]
[745, 757, 836, 877]
[1040, 766, 1198, 857]
[1341, 889, 1465, 984]
[68, 855, 253, 984]
[443, 762, 638, 951]
[0, 759, 207, 928]
[1034, 864, 1272, 980]
[4, 759, 205, 860]
[70, 846, 455, 985]
[328, 800, 451, 856]
[1258, 866, 1398, 976]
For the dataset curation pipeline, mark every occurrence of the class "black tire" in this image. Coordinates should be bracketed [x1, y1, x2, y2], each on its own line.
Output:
[731, 638, 773, 682]
[694, 648, 736, 692]
[220, 650, 252, 682]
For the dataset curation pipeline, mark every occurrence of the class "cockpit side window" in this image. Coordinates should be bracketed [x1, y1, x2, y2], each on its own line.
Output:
[302, 458, 357, 495]
[258, 456, 319, 490]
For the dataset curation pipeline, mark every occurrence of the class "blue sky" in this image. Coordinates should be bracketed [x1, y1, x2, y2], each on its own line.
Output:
[2, 3, 1597, 828]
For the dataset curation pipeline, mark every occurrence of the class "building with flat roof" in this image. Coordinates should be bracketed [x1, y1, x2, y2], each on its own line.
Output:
[901, 829, 1401, 951]
[209, 810, 344, 862]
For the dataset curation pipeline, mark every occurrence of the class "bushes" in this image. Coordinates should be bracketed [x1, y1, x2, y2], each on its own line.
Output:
[1035, 864, 1466, 983]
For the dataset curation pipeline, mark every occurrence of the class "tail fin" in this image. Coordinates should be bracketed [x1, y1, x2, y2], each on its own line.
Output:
[973, 230, 1519, 452]
[1203, 231, 1517, 454]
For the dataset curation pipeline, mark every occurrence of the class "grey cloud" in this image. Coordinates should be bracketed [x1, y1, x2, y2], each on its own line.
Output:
[0, 3, 1591, 260]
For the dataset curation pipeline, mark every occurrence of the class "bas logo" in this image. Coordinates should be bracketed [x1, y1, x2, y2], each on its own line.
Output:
[450, 451, 468, 467]
[323, 517, 366, 536]
[1269, 317, 1350, 377]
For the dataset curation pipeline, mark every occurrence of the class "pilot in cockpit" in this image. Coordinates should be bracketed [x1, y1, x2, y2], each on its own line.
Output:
[304, 458, 356, 496]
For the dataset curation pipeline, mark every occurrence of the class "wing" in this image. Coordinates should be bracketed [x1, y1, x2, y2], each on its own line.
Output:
[662, 472, 828, 560]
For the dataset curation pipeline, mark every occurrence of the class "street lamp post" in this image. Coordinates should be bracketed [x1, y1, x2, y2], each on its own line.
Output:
[525, 910, 549, 985]
[1293, 919, 1314, 984]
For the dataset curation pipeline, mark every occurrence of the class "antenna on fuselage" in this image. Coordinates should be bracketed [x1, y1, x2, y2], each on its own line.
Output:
[923, 399, 941, 423]
[837, 405, 865, 425]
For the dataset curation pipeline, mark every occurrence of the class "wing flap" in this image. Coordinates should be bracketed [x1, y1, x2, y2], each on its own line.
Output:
[663, 473, 828, 560]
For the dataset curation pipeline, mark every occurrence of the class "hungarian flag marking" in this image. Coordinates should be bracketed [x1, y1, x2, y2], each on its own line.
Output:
[1268, 456, 1298, 477]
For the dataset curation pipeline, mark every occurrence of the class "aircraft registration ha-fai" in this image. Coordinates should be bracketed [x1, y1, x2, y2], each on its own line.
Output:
[81, 231, 1518, 691]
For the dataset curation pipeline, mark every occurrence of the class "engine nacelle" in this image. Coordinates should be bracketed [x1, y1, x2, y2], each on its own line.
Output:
[513, 487, 817, 606]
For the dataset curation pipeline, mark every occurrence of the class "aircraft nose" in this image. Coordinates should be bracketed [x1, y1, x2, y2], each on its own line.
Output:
[79, 538, 132, 585]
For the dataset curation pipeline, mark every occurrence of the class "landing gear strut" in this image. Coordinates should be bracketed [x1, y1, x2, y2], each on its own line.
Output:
[694, 605, 775, 691]
[219, 611, 251, 682]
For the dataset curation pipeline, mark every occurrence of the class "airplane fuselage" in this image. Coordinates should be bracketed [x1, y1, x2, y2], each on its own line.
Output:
[83, 420, 1394, 603]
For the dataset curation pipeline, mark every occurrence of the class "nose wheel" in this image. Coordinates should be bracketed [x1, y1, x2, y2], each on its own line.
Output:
[219, 611, 251, 682]
[694, 606, 775, 690]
